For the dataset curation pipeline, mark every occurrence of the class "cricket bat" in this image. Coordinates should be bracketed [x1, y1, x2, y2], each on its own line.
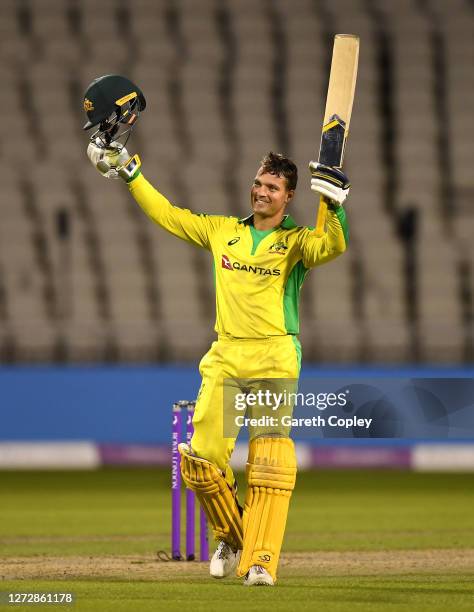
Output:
[315, 34, 359, 236]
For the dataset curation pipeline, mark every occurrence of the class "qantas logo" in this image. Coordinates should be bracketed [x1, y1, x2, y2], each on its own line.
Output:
[222, 255, 233, 270]
[221, 255, 280, 276]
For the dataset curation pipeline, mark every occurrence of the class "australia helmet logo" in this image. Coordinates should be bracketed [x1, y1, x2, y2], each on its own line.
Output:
[83, 98, 94, 112]
[268, 240, 288, 255]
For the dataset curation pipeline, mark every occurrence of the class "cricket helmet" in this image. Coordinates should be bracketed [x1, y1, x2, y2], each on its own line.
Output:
[83, 74, 146, 147]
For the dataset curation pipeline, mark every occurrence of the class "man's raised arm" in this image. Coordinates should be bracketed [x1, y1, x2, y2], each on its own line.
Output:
[297, 161, 350, 268]
[87, 142, 224, 251]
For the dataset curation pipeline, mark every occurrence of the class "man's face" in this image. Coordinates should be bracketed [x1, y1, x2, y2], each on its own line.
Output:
[251, 168, 294, 218]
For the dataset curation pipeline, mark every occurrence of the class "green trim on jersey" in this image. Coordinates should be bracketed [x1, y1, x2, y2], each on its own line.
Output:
[291, 335, 302, 373]
[283, 260, 310, 334]
[239, 214, 298, 229]
[249, 226, 276, 255]
[280, 215, 298, 229]
[128, 175, 348, 339]
[127, 170, 142, 184]
[333, 206, 349, 246]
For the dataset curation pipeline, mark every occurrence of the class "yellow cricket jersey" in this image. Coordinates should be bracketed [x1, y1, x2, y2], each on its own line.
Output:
[129, 174, 348, 339]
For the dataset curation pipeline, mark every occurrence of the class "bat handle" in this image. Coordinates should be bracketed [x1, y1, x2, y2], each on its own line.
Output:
[315, 195, 328, 237]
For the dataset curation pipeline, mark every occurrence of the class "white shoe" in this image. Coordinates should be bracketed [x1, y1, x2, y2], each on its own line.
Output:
[243, 565, 274, 586]
[210, 541, 241, 578]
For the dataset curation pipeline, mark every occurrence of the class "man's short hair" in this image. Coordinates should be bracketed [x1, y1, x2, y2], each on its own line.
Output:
[260, 152, 298, 191]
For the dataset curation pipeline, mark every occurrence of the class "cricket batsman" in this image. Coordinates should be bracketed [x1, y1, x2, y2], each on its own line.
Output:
[84, 75, 350, 586]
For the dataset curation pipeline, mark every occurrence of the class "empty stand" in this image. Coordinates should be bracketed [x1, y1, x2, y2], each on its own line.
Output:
[0, 0, 471, 364]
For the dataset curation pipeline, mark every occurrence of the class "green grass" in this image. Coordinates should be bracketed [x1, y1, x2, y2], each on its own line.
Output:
[1, 469, 473, 611]
[1, 575, 474, 612]
[288, 470, 474, 551]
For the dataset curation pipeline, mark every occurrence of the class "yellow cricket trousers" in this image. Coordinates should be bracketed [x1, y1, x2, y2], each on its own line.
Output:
[190, 334, 301, 483]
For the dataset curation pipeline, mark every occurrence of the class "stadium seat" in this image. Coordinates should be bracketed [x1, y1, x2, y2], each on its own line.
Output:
[0, 0, 470, 364]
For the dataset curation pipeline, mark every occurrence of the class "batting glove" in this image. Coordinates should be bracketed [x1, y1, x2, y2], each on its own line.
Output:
[87, 140, 142, 182]
[309, 161, 350, 206]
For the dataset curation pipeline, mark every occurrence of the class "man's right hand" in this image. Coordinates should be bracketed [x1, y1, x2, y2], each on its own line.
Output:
[87, 140, 141, 182]
[309, 161, 350, 206]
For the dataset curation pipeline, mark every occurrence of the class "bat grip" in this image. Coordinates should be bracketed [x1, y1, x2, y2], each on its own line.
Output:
[315, 196, 328, 237]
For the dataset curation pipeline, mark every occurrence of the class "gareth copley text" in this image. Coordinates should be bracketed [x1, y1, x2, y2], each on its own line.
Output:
[235, 415, 373, 429]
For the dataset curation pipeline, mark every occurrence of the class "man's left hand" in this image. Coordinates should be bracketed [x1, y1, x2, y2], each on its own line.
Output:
[309, 161, 350, 206]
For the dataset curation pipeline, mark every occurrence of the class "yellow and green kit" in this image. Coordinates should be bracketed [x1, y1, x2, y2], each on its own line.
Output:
[129, 172, 348, 580]
[128, 174, 348, 467]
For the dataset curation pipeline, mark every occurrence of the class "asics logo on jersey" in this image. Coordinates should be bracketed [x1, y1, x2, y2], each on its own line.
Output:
[228, 237, 240, 245]
[221, 255, 280, 276]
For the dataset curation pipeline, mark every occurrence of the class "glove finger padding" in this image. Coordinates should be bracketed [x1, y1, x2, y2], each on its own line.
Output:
[87, 141, 131, 179]
[311, 179, 350, 204]
[309, 161, 350, 205]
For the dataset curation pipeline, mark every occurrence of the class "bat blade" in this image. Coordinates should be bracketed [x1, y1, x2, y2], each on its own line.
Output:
[315, 34, 359, 235]
[319, 34, 359, 169]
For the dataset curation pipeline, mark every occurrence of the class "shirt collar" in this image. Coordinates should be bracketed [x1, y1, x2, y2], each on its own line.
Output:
[238, 214, 297, 229]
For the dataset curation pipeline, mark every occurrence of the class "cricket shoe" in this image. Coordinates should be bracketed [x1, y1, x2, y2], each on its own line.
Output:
[243, 565, 274, 587]
[210, 541, 241, 578]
